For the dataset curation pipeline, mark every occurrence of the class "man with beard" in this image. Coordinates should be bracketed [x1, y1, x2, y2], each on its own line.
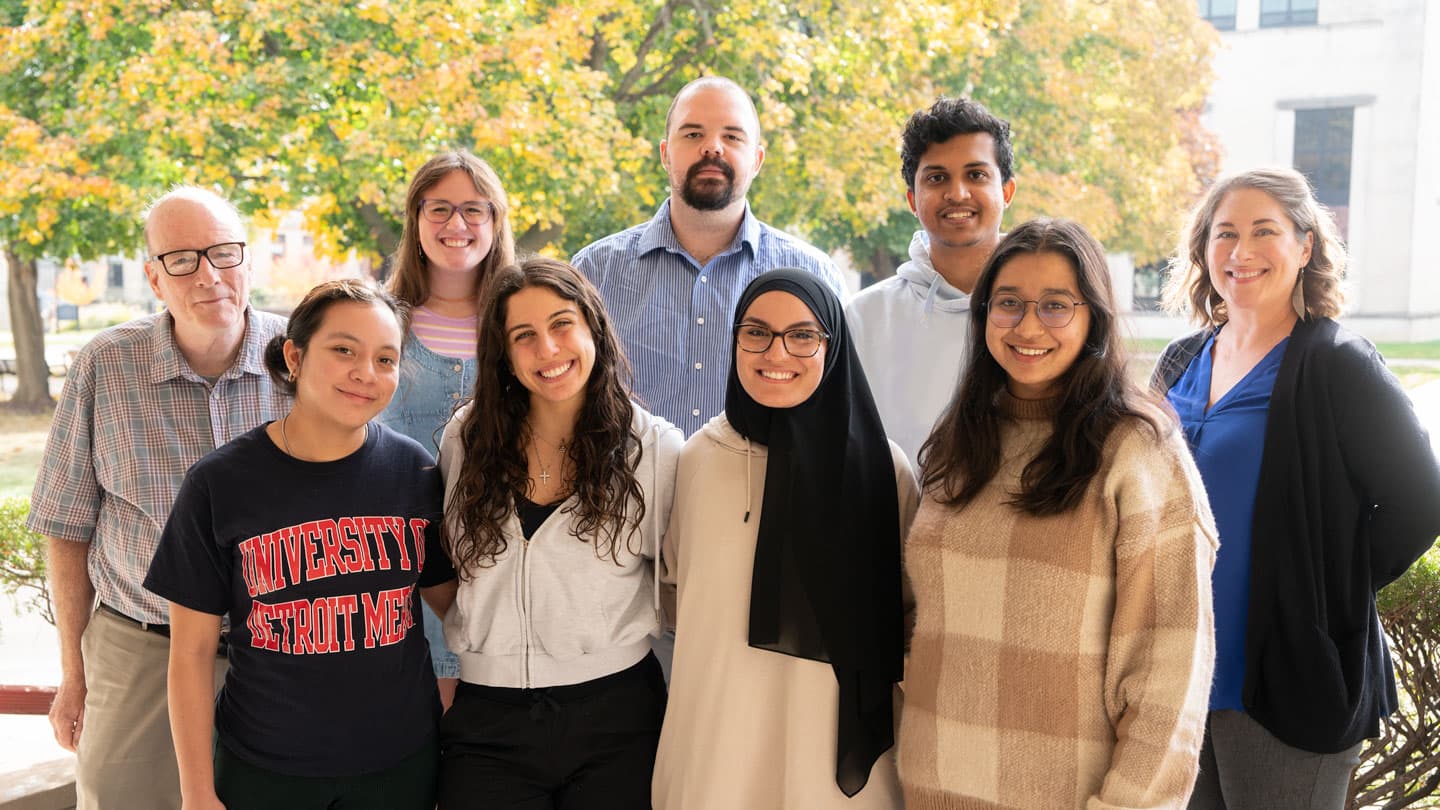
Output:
[574, 76, 843, 438]
[845, 97, 1017, 468]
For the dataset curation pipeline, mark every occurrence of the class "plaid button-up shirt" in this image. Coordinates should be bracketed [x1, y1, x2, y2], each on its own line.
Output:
[28, 308, 289, 624]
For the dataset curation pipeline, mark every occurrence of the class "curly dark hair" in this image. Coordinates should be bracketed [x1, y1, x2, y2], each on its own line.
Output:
[446, 257, 645, 572]
[919, 218, 1168, 515]
[900, 96, 1014, 191]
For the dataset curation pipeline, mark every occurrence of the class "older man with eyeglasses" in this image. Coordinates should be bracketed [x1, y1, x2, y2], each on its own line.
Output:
[28, 185, 289, 809]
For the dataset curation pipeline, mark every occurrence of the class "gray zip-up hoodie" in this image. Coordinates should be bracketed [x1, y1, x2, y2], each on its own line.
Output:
[437, 405, 683, 688]
[845, 231, 973, 468]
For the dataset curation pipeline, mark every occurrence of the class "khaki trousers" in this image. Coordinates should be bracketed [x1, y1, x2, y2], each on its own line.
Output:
[75, 606, 226, 810]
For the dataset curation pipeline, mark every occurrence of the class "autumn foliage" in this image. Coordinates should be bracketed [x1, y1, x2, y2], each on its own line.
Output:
[1, 0, 1218, 405]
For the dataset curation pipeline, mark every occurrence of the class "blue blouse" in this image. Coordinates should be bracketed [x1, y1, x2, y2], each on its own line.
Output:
[1166, 333, 1287, 712]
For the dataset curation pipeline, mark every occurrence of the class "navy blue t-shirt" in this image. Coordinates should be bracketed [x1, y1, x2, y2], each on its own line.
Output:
[144, 422, 448, 777]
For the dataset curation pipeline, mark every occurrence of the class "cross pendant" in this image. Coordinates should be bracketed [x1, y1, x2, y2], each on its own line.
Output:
[539, 469, 551, 484]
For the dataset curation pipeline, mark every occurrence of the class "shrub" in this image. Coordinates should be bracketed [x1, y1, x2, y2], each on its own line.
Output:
[0, 496, 52, 626]
[1349, 540, 1440, 809]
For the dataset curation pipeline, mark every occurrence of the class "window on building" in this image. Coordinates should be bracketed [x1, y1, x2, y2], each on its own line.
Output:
[1293, 107, 1352, 238]
[107, 259, 124, 290]
[1132, 261, 1165, 311]
[1197, 0, 1237, 31]
[1260, 0, 1318, 28]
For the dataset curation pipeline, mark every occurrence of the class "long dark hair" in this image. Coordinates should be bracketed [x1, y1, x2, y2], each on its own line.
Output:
[387, 150, 517, 307]
[445, 257, 644, 572]
[920, 218, 1168, 515]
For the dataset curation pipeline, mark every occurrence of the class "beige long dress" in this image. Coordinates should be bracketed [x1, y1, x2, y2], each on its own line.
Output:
[653, 413, 920, 810]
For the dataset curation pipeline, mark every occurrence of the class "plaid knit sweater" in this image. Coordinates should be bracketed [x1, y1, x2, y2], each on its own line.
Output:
[899, 395, 1217, 810]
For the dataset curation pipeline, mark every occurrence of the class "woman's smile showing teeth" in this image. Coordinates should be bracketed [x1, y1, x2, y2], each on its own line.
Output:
[504, 285, 597, 409]
[984, 250, 1092, 400]
[539, 360, 574, 380]
[1010, 345, 1051, 358]
[416, 168, 497, 275]
[759, 369, 800, 381]
[734, 291, 829, 409]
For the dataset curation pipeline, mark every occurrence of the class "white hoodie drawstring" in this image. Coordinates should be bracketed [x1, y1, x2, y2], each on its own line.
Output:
[922, 276, 942, 318]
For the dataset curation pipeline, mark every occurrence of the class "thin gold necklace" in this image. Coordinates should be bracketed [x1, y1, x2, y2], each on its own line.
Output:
[280, 415, 367, 461]
[531, 432, 570, 485]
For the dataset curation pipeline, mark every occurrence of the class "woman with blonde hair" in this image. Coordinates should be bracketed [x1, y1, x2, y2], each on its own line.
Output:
[1154, 167, 1440, 808]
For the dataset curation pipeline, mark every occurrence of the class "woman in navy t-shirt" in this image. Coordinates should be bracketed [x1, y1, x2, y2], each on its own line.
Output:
[146, 280, 453, 810]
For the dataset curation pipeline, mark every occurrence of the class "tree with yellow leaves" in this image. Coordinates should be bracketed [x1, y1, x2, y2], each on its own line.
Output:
[0, 0, 1217, 408]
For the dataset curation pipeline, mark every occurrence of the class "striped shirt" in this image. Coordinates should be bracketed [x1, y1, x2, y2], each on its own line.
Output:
[410, 305, 477, 360]
[573, 199, 844, 436]
[27, 308, 289, 624]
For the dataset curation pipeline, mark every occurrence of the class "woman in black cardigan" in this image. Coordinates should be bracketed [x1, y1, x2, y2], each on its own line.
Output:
[1152, 166, 1440, 809]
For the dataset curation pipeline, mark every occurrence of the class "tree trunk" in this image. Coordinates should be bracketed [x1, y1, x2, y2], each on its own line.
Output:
[4, 247, 52, 408]
[358, 202, 401, 260]
[517, 222, 564, 254]
[867, 243, 904, 284]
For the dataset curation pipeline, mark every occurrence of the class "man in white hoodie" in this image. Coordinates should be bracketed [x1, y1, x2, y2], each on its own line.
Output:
[846, 97, 1016, 467]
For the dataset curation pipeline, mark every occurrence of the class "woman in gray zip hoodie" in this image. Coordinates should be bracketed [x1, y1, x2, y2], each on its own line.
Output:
[424, 257, 683, 809]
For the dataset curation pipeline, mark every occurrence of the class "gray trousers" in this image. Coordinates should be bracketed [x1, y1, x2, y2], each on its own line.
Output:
[1188, 709, 1363, 810]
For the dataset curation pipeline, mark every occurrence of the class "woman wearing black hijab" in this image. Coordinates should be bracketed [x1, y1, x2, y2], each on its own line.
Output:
[652, 268, 919, 809]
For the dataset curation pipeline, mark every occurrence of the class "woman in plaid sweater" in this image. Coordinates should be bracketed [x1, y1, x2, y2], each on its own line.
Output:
[899, 218, 1218, 809]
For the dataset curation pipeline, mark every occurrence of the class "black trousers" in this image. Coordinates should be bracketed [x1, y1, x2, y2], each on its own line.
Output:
[438, 652, 666, 810]
[216, 736, 437, 810]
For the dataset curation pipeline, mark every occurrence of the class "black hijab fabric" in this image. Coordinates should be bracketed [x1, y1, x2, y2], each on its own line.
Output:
[725, 268, 904, 797]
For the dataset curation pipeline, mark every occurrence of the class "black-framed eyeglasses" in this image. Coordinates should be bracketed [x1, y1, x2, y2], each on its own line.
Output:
[735, 324, 830, 357]
[151, 242, 246, 277]
[986, 293, 1088, 329]
[419, 199, 495, 225]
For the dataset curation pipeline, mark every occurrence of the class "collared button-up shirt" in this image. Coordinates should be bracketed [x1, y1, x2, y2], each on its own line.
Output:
[28, 308, 288, 624]
[573, 199, 845, 436]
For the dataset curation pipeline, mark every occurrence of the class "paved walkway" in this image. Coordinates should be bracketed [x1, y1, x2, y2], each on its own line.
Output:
[1409, 379, 1440, 456]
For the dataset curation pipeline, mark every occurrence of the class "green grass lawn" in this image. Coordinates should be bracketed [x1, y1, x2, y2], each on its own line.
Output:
[0, 327, 108, 355]
[1127, 337, 1440, 361]
[0, 409, 50, 500]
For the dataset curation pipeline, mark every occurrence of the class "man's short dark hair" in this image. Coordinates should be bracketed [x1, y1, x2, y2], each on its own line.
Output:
[900, 97, 1014, 190]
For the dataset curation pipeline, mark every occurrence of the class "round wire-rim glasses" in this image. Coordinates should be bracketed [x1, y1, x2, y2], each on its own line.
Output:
[734, 324, 831, 357]
[986, 293, 1088, 329]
